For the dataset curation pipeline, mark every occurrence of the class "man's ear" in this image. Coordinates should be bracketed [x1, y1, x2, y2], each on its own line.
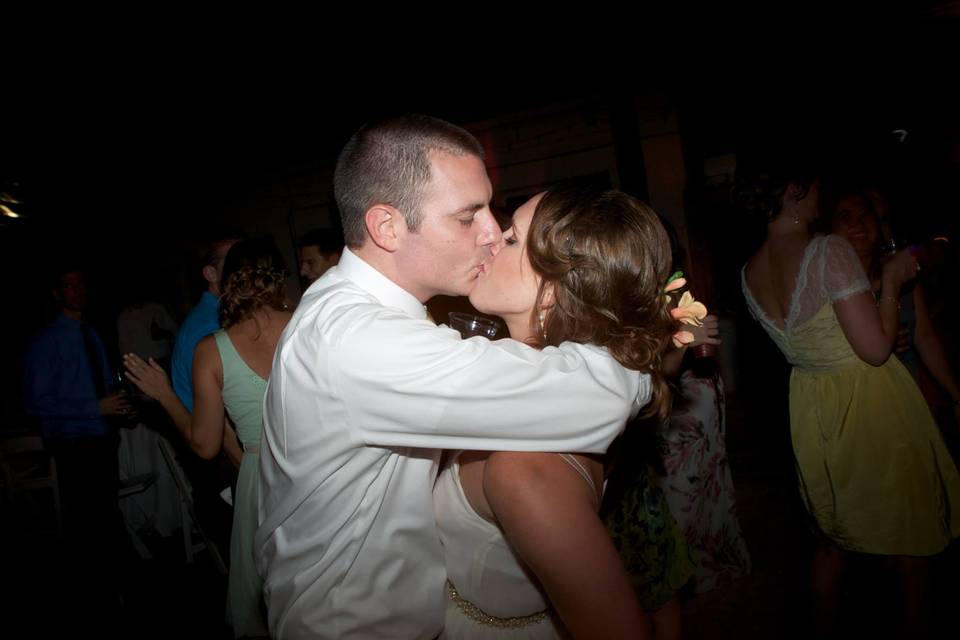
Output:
[202, 264, 218, 285]
[365, 204, 405, 252]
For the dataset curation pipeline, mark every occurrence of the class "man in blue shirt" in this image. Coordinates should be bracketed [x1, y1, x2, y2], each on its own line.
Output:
[25, 271, 133, 439]
[167, 232, 243, 554]
[170, 233, 241, 411]
[23, 267, 133, 614]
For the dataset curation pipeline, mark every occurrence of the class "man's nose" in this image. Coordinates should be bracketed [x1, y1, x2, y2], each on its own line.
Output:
[476, 209, 503, 251]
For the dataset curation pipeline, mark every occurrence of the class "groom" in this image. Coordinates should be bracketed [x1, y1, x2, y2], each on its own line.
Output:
[256, 114, 648, 639]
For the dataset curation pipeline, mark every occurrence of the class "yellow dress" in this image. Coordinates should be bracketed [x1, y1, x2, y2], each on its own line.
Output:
[743, 235, 960, 555]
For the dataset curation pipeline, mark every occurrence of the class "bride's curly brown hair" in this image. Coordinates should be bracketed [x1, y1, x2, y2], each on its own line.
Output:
[526, 185, 675, 419]
[219, 237, 289, 329]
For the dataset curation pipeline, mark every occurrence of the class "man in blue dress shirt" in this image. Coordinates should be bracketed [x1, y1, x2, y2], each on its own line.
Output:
[171, 232, 241, 411]
[23, 267, 134, 616]
[168, 231, 243, 550]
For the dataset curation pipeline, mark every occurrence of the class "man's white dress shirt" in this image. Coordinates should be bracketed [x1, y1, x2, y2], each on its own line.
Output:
[256, 248, 650, 639]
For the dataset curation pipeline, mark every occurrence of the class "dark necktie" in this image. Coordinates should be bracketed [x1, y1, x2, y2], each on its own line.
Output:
[81, 323, 108, 399]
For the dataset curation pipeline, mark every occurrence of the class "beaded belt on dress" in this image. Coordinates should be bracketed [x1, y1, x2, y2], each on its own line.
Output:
[447, 580, 548, 628]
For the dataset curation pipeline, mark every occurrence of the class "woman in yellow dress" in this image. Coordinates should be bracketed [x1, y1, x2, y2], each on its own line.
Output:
[738, 161, 960, 636]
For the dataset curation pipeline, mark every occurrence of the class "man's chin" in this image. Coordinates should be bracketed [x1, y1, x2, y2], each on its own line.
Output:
[458, 277, 482, 298]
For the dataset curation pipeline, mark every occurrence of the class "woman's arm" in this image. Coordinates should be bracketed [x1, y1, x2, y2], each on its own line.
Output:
[124, 336, 226, 459]
[483, 452, 652, 640]
[834, 250, 916, 366]
[222, 417, 244, 469]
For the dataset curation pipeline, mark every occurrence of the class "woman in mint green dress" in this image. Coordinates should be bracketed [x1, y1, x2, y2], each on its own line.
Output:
[124, 238, 292, 638]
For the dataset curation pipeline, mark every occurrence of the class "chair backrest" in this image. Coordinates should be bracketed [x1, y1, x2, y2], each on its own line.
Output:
[0, 435, 46, 457]
[117, 472, 156, 499]
[157, 438, 191, 499]
[157, 437, 227, 575]
[0, 434, 61, 534]
[0, 436, 57, 490]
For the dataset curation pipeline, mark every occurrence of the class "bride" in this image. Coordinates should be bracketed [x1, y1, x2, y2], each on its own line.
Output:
[435, 185, 681, 639]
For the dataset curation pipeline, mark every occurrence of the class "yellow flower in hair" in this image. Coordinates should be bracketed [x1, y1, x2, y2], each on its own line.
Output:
[671, 291, 707, 327]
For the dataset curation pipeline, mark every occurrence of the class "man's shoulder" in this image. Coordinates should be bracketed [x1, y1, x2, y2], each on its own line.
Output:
[27, 323, 61, 351]
[553, 341, 609, 364]
[557, 342, 643, 386]
[25, 318, 79, 361]
[182, 297, 216, 323]
[298, 279, 401, 323]
[177, 299, 218, 339]
[36, 316, 77, 340]
[285, 280, 426, 354]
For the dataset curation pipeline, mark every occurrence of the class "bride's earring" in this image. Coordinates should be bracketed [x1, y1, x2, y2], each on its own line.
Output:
[538, 310, 547, 340]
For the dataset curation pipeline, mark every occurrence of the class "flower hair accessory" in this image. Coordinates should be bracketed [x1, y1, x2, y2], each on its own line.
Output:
[663, 271, 686, 300]
[663, 271, 708, 348]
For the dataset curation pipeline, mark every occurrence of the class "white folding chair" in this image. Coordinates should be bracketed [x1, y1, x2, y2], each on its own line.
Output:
[0, 435, 62, 535]
[157, 438, 227, 575]
[117, 471, 157, 558]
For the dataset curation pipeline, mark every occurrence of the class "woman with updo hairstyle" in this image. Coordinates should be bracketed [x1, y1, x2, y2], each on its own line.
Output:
[738, 152, 960, 636]
[218, 237, 290, 328]
[434, 185, 683, 639]
[124, 237, 292, 638]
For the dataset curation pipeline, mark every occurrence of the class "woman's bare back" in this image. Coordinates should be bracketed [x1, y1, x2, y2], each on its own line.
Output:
[744, 234, 815, 329]
[225, 309, 292, 380]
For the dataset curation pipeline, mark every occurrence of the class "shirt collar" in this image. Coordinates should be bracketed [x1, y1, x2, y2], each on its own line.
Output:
[54, 313, 82, 328]
[335, 247, 428, 320]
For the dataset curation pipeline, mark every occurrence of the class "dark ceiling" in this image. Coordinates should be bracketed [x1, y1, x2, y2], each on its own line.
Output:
[3, 17, 957, 228]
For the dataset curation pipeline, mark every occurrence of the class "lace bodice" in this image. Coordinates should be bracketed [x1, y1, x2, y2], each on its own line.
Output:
[742, 235, 871, 373]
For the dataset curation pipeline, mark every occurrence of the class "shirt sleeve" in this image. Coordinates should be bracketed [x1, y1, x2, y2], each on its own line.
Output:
[311, 307, 646, 454]
[171, 334, 195, 412]
[822, 234, 871, 302]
